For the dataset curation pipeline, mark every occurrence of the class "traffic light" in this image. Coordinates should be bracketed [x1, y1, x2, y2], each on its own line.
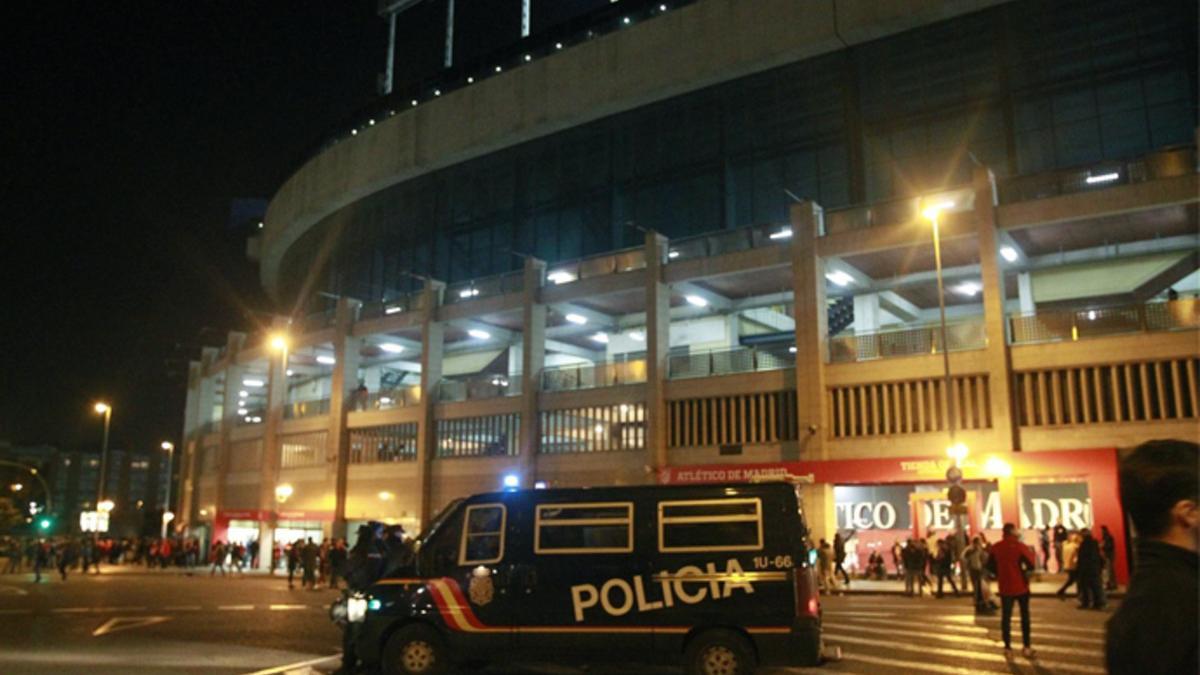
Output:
[36, 515, 54, 532]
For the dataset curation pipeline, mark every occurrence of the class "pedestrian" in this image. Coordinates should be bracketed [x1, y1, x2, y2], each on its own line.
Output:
[963, 536, 994, 614]
[33, 540, 49, 583]
[1099, 525, 1117, 591]
[209, 540, 227, 576]
[1106, 439, 1198, 675]
[1052, 523, 1067, 572]
[832, 532, 850, 587]
[286, 540, 300, 589]
[57, 539, 77, 581]
[301, 538, 319, 589]
[816, 539, 837, 593]
[916, 539, 932, 594]
[934, 538, 959, 598]
[1055, 532, 1079, 599]
[989, 522, 1037, 659]
[1039, 526, 1051, 571]
[328, 539, 347, 589]
[335, 523, 388, 675]
[248, 538, 260, 569]
[1075, 528, 1106, 610]
[890, 539, 904, 580]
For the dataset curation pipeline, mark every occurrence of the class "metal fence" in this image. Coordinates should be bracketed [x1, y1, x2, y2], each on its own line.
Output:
[362, 386, 422, 410]
[1010, 300, 1199, 345]
[438, 374, 523, 402]
[668, 344, 795, 379]
[445, 270, 525, 305]
[829, 320, 987, 363]
[541, 359, 647, 392]
[282, 397, 331, 420]
[667, 223, 795, 262]
[997, 146, 1196, 204]
[349, 423, 418, 464]
[543, 246, 647, 286]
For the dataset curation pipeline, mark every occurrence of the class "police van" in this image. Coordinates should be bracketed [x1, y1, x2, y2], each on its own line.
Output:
[348, 482, 823, 675]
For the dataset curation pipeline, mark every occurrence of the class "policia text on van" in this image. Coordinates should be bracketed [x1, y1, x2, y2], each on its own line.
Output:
[336, 482, 823, 675]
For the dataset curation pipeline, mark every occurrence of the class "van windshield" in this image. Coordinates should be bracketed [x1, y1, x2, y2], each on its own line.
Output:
[415, 498, 464, 549]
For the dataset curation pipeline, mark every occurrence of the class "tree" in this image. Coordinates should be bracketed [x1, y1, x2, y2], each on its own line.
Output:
[0, 497, 24, 532]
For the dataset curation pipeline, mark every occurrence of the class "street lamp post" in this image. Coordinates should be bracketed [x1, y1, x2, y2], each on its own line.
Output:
[160, 441, 175, 539]
[93, 402, 112, 506]
[923, 205, 957, 445]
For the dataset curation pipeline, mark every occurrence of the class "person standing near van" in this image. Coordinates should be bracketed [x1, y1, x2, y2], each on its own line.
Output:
[990, 523, 1037, 659]
[1055, 532, 1079, 599]
[1075, 528, 1106, 609]
[1052, 523, 1068, 572]
[817, 539, 838, 593]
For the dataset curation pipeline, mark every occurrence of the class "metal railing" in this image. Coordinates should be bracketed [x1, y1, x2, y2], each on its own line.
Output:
[829, 320, 987, 363]
[997, 146, 1196, 204]
[1009, 300, 1199, 345]
[668, 344, 795, 379]
[543, 246, 647, 286]
[445, 270, 525, 305]
[359, 291, 426, 320]
[438, 374, 523, 402]
[541, 359, 647, 392]
[359, 386, 422, 411]
[666, 223, 793, 262]
[282, 397, 331, 420]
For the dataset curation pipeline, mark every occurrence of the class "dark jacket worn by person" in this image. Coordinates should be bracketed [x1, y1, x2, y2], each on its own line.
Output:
[1075, 537, 1103, 577]
[1106, 541, 1199, 675]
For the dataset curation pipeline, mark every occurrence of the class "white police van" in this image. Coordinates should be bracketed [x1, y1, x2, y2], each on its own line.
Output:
[349, 482, 823, 674]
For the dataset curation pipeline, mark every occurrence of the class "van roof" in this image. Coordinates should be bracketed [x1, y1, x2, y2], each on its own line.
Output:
[465, 481, 798, 504]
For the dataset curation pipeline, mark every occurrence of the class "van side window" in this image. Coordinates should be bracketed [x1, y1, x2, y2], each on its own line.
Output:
[535, 502, 634, 554]
[458, 504, 506, 565]
[658, 498, 763, 552]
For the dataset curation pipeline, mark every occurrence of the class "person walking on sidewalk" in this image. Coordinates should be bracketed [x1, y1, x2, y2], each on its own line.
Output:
[816, 539, 837, 593]
[1052, 523, 1067, 572]
[209, 540, 227, 576]
[963, 536, 995, 614]
[833, 532, 850, 588]
[990, 523, 1037, 659]
[300, 538, 319, 590]
[1056, 532, 1080, 599]
[1099, 525, 1117, 591]
[934, 538, 959, 598]
[1076, 528, 1106, 609]
[1107, 439, 1198, 675]
[1039, 527, 1052, 571]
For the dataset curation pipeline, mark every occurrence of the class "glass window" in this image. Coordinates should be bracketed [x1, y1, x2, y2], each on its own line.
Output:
[659, 498, 763, 552]
[536, 503, 633, 554]
[459, 504, 506, 565]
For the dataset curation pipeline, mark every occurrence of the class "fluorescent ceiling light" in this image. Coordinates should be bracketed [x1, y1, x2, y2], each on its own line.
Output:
[954, 282, 981, 297]
[769, 228, 793, 240]
[384, 305, 403, 315]
[1085, 172, 1119, 184]
[237, 408, 248, 415]
[628, 331, 645, 342]
[684, 294, 708, 308]
[286, 369, 294, 376]
[546, 270, 574, 285]
[238, 390, 248, 398]
[317, 355, 336, 365]
[788, 346, 797, 354]
[468, 329, 491, 340]
[379, 342, 405, 354]
[825, 271, 854, 287]
[667, 250, 680, 259]
[591, 332, 609, 344]
[565, 313, 588, 325]
[459, 288, 479, 298]
[999, 246, 1019, 262]
[379, 397, 392, 405]
[242, 378, 265, 387]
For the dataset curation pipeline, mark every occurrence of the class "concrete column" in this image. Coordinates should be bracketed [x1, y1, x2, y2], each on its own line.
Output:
[329, 298, 363, 541]
[852, 293, 881, 333]
[800, 484, 837, 547]
[1017, 272, 1035, 314]
[177, 362, 203, 532]
[519, 257, 546, 483]
[215, 332, 246, 532]
[974, 166, 1018, 452]
[644, 232, 671, 472]
[790, 201, 829, 461]
[256, 319, 290, 569]
[416, 281, 446, 528]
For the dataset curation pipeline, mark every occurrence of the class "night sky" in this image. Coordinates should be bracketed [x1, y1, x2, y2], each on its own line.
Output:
[0, 1, 611, 458]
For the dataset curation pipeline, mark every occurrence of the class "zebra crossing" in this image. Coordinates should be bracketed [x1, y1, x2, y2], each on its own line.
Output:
[772, 597, 1112, 675]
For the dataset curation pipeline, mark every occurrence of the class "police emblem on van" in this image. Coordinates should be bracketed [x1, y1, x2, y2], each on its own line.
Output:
[469, 565, 494, 606]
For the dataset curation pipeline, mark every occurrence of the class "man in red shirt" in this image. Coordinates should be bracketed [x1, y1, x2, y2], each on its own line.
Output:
[989, 522, 1037, 659]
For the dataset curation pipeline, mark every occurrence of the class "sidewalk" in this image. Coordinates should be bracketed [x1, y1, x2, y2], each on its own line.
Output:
[835, 572, 1124, 598]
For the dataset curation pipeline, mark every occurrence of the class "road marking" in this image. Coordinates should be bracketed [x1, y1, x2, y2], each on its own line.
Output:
[0, 609, 32, 615]
[218, 605, 255, 611]
[825, 610, 896, 617]
[268, 604, 307, 611]
[91, 606, 147, 613]
[240, 654, 341, 675]
[825, 621, 1101, 657]
[839, 652, 1008, 674]
[163, 605, 202, 611]
[92, 616, 171, 636]
[942, 614, 1106, 634]
[0, 585, 29, 596]
[833, 615, 1106, 645]
[822, 633, 1105, 674]
[50, 608, 91, 613]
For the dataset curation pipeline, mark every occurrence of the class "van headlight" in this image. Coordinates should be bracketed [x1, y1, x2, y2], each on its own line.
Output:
[346, 596, 369, 623]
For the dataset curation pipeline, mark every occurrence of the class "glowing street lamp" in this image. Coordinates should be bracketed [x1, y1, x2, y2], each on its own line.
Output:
[275, 484, 294, 503]
[93, 402, 113, 505]
[160, 441, 175, 539]
[921, 201, 959, 444]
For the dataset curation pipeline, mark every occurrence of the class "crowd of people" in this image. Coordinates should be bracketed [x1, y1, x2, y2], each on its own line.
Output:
[0, 534, 208, 581]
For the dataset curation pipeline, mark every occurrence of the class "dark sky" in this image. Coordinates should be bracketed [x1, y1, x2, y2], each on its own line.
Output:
[0, 2, 384, 455]
[0, 1, 610, 458]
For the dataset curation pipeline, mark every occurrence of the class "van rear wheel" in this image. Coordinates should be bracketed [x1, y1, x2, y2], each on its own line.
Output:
[382, 624, 448, 675]
[685, 629, 756, 675]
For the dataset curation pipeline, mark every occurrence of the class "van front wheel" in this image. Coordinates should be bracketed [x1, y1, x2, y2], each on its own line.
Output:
[382, 624, 448, 675]
[685, 629, 756, 675]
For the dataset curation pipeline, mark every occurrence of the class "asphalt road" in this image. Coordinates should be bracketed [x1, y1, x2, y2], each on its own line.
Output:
[0, 567, 1113, 675]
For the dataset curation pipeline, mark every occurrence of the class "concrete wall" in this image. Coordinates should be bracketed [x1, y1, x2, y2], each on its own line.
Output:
[260, 0, 1010, 298]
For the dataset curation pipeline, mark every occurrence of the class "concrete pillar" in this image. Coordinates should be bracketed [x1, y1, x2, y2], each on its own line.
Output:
[1017, 272, 1035, 314]
[416, 281, 446, 528]
[974, 166, 1019, 452]
[801, 484, 837, 547]
[214, 332, 246, 535]
[177, 362, 203, 532]
[853, 293, 881, 333]
[256, 318, 290, 569]
[519, 257, 546, 482]
[644, 231, 671, 472]
[790, 202, 829, 461]
[330, 298, 363, 541]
